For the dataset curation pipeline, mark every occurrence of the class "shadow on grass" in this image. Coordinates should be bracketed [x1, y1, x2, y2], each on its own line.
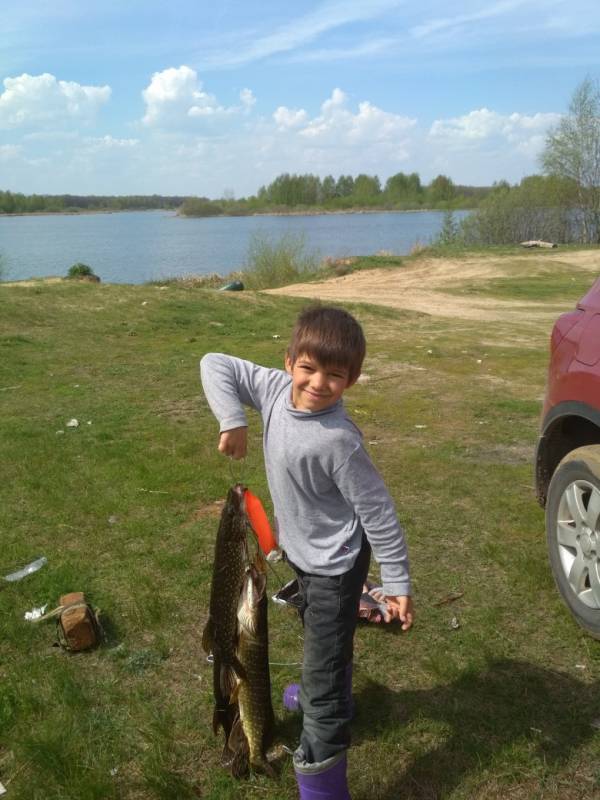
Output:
[355, 658, 600, 799]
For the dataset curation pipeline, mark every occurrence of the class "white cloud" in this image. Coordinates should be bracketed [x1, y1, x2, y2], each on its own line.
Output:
[273, 106, 308, 130]
[0, 144, 22, 161]
[0, 73, 110, 129]
[411, 0, 528, 40]
[240, 88, 256, 112]
[429, 108, 560, 148]
[83, 135, 139, 152]
[295, 89, 416, 151]
[142, 65, 215, 125]
[142, 66, 255, 126]
[199, 0, 404, 68]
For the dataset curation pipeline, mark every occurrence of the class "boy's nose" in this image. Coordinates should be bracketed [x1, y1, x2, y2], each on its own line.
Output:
[311, 371, 327, 390]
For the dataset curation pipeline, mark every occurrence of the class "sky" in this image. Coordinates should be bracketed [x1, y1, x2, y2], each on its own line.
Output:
[1, 0, 600, 198]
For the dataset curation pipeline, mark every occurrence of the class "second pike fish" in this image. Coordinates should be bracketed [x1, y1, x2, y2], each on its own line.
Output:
[202, 483, 249, 748]
[229, 555, 276, 777]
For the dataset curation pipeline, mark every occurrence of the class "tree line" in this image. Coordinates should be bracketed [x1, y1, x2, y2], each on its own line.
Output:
[0, 193, 185, 215]
[178, 173, 492, 217]
[0, 173, 482, 217]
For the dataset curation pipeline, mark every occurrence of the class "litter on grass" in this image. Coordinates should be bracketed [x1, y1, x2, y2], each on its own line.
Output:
[66, 418, 79, 428]
[433, 591, 464, 607]
[0, 779, 6, 795]
[450, 616, 461, 630]
[3, 556, 48, 582]
[24, 604, 48, 621]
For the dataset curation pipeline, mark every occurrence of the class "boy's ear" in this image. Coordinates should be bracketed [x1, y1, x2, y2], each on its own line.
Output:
[284, 354, 293, 375]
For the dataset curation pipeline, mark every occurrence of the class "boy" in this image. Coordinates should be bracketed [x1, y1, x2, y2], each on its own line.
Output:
[200, 305, 413, 799]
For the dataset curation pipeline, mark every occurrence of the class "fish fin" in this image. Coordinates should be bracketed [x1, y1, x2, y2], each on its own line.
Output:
[220, 658, 246, 696]
[228, 714, 246, 751]
[201, 618, 214, 654]
[230, 679, 241, 705]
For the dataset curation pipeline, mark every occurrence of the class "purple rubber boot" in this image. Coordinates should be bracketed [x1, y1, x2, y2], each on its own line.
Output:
[294, 751, 351, 800]
[283, 662, 354, 715]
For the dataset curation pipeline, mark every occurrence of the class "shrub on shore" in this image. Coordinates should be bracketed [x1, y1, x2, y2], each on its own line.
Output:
[242, 232, 320, 289]
[67, 262, 100, 281]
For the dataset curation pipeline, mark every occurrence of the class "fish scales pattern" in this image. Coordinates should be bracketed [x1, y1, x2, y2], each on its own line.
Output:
[231, 563, 275, 776]
[202, 484, 249, 748]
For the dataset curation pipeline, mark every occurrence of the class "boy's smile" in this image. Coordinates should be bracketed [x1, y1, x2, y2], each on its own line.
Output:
[285, 353, 355, 412]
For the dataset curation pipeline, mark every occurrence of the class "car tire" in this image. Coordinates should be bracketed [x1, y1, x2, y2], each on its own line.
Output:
[546, 445, 600, 639]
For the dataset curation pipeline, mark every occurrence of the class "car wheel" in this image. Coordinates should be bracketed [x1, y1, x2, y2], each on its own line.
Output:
[546, 445, 600, 639]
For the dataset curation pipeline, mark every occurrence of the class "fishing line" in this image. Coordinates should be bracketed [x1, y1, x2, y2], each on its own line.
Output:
[265, 557, 286, 590]
[228, 455, 246, 485]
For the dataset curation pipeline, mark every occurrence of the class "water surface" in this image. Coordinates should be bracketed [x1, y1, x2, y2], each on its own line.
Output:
[0, 209, 468, 284]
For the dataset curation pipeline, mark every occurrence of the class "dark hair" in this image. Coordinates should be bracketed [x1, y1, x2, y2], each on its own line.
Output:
[287, 305, 366, 383]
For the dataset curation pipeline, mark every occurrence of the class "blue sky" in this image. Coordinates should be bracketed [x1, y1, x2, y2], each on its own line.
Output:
[1, 0, 599, 197]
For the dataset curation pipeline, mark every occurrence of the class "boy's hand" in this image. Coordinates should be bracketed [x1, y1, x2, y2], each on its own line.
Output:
[384, 595, 414, 630]
[218, 427, 248, 459]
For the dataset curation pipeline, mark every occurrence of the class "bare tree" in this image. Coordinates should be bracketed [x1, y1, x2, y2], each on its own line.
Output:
[541, 77, 600, 243]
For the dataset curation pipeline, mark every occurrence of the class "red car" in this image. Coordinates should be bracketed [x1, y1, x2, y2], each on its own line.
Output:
[536, 275, 600, 638]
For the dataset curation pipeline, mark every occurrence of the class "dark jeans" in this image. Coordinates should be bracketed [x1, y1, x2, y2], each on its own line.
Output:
[289, 536, 371, 764]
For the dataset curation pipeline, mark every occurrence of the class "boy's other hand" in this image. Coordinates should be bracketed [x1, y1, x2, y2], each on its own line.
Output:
[218, 427, 248, 459]
[384, 595, 414, 630]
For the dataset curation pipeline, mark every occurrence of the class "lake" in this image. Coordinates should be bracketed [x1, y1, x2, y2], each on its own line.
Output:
[0, 209, 468, 285]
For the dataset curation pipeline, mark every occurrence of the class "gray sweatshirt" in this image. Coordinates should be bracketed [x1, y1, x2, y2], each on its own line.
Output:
[200, 353, 411, 596]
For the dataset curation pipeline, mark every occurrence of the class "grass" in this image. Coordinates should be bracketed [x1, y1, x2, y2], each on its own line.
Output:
[1, 263, 600, 799]
[449, 271, 596, 301]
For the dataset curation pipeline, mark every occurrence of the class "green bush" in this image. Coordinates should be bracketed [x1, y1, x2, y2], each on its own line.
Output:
[67, 262, 95, 278]
[458, 175, 577, 245]
[179, 197, 223, 217]
[242, 232, 320, 289]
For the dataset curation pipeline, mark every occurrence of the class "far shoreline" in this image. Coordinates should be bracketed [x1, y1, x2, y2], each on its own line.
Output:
[0, 206, 467, 220]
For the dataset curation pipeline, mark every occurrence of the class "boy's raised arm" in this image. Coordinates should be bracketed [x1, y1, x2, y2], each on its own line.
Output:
[200, 353, 289, 449]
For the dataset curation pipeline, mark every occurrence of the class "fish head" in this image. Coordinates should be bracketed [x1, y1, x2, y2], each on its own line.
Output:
[222, 483, 249, 541]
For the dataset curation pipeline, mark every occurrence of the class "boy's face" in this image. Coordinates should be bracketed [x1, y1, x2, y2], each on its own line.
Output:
[284, 353, 355, 412]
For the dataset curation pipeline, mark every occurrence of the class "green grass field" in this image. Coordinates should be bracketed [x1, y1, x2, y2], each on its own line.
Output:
[1, 261, 600, 799]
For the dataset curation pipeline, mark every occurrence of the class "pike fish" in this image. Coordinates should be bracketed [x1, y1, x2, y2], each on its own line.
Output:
[202, 483, 250, 749]
[229, 556, 276, 778]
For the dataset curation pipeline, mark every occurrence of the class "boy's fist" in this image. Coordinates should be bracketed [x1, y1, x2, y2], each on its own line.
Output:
[218, 427, 248, 459]
[384, 595, 414, 630]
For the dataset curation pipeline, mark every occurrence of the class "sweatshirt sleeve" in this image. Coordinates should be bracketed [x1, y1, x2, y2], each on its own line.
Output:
[333, 444, 411, 597]
[200, 353, 289, 432]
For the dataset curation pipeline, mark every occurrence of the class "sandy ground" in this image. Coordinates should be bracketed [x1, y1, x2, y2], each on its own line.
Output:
[266, 250, 600, 323]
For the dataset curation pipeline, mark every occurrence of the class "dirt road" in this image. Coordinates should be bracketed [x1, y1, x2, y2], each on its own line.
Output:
[266, 250, 600, 323]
